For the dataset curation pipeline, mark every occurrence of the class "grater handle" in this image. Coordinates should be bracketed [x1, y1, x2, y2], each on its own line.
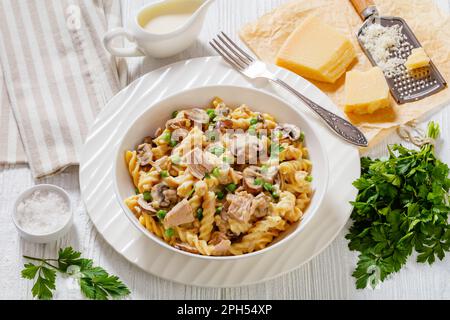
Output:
[350, 0, 377, 20]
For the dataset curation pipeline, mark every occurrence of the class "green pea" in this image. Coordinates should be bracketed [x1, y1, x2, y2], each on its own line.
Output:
[261, 165, 269, 173]
[160, 170, 169, 178]
[222, 156, 233, 164]
[216, 191, 224, 200]
[299, 132, 305, 142]
[206, 109, 216, 120]
[211, 146, 225, 156]
[305, 176, 313, 182]
[250, 118, 258, 125]
[157, 210, 167, 220]
[162, 131, 171, 142]
[165, 228, 174, 237]
[212, 167, 221, 178]
[215, 206, 223, 214]
[135, 188, 140, 195]
[171, 155, 181, 165]
[171, 111, 179, 118]
[271, 143, 280, 155]
[197, 208, 204, 221]
[254, 178, 263, 186]
[271, 191, 280, 199]
[143, 191, 152, 201]
[226, 183, 237, 193]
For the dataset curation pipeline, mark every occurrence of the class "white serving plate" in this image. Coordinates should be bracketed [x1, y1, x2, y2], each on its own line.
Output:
[114, 85, 329, 260]
[80, 56, 360, 287]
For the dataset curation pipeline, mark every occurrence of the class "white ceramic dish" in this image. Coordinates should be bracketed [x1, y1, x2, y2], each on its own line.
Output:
[80, 56, 360, 287]
[113, 85, 329, 260]
[12, 184, 73, 243]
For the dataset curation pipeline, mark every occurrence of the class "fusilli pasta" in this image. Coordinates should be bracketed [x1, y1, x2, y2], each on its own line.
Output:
[123, 98, 313, 256]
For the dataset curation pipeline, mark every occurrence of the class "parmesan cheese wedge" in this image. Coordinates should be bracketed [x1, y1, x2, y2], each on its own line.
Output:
[344, 67, 390, 115]
[275, 16, 356, 84]
[405, 47, 430, 71]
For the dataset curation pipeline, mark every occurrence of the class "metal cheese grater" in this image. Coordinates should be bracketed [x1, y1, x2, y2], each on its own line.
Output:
[351, 0, 447, 104]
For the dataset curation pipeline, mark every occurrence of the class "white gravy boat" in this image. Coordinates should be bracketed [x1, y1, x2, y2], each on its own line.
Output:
[104, 0, 214, 58]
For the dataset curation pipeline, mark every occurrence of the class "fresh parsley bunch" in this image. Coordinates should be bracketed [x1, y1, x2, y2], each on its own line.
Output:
[21, 247, 131, 300]
[347, 122, 450, 289]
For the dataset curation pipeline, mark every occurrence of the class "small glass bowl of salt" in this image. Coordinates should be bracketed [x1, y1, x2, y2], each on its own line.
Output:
[12, 184, 73, 243]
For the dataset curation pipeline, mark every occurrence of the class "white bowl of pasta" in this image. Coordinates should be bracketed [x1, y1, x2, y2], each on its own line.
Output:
[114, 85, 329, 259]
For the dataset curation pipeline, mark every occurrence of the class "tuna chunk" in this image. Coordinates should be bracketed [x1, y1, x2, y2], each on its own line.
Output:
[164, 199, 194, 227]
[212, 240, 231, 256]
[184, 148, 219, 179]
[224, 191, 254, 223]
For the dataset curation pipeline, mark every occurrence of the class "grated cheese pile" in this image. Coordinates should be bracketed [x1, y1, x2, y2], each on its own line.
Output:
[16, 189, 70, 235]
[359, 23, 410, 78]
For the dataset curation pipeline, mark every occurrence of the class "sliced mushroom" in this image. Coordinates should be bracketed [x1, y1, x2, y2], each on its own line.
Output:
[215, 103, 231, 117]
[274, 123, 302, 141]
[137, 196, 157, 213]
[185, 108, 210, 124]
[214, 118, 233, 131]
[143, 136, 153, 144]
[137, 143, 153, 166]
[151, 183, 177, 208]
[166, 116, 191, 130]
[256, 113, 265, 123]
[171, 128, 189, 142]
[231, 134, 263, 164]
[163, 199, 194, 227]
[262, 166, 279, 183]
[243, 166, 263, 193]
[153, 127, 163, 139]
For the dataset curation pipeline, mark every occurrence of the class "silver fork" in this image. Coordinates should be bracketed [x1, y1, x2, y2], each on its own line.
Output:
[209, 32, 368, 147]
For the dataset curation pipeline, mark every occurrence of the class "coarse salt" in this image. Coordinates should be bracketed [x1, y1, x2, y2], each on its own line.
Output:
[16, 189, 70, 235]
[359, 23, 411, 78]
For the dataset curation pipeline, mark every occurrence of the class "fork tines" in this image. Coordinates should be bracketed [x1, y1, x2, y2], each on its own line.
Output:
[209, 32, 254, 71]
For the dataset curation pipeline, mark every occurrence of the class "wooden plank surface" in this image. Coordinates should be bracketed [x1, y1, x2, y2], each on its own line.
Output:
[0, 0, 449, 299]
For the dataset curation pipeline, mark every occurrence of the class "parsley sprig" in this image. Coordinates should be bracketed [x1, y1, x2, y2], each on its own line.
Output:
[21, 247, 131, 300]
[347, 122, 450, 289]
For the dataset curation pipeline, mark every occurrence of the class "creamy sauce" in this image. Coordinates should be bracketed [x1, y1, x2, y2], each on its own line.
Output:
[139, 1, 202, 35]
[143, 13, 192, 34]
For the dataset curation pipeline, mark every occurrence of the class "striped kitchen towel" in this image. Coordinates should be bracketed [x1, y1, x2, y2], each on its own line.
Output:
[0, 0, 122, 178]
[0, 68, 26, 164]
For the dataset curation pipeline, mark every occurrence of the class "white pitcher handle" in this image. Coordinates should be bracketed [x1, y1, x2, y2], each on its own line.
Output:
[103, 28, 144, 57]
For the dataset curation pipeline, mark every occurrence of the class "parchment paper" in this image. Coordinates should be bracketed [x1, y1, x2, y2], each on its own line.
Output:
[240, 0, 450, 148]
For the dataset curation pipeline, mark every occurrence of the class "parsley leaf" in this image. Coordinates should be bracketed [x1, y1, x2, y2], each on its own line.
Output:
[21, 247, 131, 300]
[347, 122, 450, 289]
[21, 263, 57, 300]
[80, 267, 131, 300]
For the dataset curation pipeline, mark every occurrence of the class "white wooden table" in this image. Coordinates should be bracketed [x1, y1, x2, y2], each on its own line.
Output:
[1, 0, 450, 300]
